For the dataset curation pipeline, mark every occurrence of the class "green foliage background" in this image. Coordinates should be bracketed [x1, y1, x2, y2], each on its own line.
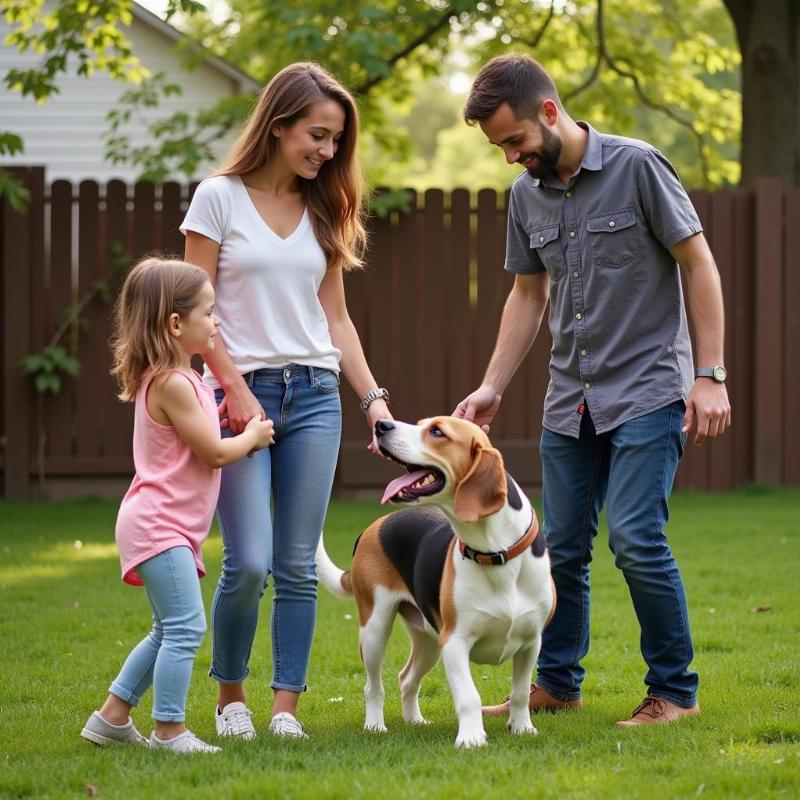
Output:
[2, 0, 740, 196]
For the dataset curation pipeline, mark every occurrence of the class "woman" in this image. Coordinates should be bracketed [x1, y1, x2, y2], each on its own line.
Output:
[181, 62, 390, 739]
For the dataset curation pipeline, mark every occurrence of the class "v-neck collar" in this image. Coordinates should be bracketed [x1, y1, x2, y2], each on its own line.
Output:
[234, 175, 309, 247]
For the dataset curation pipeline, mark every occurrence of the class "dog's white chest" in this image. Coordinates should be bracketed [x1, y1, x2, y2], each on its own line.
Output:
[456, 558, 551, 665]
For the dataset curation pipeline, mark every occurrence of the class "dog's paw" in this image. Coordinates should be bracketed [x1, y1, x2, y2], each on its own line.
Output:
[507, 721, 538, 736]
[454, 729, 488, 749]
[404, 715, 430, 726]
[364, 721, 388, 733]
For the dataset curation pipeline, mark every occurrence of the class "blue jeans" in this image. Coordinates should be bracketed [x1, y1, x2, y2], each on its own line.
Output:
[211, 365, 341, 693]
[110, 546, 206, 722]
[538, 401, 698, 707]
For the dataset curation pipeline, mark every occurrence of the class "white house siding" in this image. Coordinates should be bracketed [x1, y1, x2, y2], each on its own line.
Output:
[0, 8, 255, 183]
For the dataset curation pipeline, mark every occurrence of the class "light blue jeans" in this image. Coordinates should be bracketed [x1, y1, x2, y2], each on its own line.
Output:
[538, 400, 698, 707]
[211, 365, 341, 693]
[110, 546, 206, 722]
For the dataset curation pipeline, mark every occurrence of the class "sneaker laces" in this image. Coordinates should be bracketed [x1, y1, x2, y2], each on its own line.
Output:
[631, 696, 666, 719]
[220, 705, 253, 735]
[270, 712, 307, 738]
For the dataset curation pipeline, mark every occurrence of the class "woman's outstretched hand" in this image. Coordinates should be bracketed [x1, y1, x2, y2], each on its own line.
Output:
[365, 398, 391, 455]
[218, 380, 265, 434]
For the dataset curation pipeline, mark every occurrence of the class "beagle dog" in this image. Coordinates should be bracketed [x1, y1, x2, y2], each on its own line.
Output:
[315, 416, 556, 748]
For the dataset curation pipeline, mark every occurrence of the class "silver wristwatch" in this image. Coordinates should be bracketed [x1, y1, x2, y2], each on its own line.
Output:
[694, 366, 727, 383]
[360, 387, 390, 413]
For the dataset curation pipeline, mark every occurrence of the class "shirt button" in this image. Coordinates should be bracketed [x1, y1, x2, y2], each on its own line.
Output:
[573, 270, 580, 278]
[608, 220, 615, 228]
[566, 191, 572, 198]
[581, 349, 587, 356]
[569, 231, 576, 238]
[584, 382, 592, 389]
[575, 313, 582, 320]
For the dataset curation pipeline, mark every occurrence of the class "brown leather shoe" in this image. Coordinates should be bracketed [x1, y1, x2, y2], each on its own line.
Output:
[482, 682, 583, 717]
[615, 696, 700, 728]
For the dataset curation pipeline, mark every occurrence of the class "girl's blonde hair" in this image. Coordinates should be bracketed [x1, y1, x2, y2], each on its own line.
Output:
[111, 257, 210, 402]
[216, 62, 367, 271]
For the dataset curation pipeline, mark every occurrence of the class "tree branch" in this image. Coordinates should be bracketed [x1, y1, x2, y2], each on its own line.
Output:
[565, 0, 711, 186]
[354, 6, 455, 96]
[529, 0, 556, 50]
[562, 14, 603, 102]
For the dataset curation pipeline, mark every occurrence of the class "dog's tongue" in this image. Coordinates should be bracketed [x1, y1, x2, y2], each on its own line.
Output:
[381, 470, 428, 505]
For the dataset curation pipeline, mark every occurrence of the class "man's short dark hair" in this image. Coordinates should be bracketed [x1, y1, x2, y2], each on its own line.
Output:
[463, 54, 562, 126]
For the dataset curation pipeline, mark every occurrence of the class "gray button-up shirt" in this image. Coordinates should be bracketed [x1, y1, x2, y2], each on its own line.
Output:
[505, 123, 702, 438]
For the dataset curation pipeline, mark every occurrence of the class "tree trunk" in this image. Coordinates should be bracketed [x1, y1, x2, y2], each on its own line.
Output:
[726, 0, 800, 186]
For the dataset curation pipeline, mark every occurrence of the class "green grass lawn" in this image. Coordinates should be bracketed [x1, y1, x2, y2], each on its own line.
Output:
[1, 488, 799, 799]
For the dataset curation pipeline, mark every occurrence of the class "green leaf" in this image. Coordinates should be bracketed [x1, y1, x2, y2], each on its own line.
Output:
[0, 168, 31, 210]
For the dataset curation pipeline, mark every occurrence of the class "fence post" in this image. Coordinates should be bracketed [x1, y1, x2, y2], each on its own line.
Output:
[753, 178, 785, 485]
[1, 166, 45, 499]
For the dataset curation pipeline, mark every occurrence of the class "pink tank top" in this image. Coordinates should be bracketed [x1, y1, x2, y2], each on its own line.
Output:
[115, 369, 222, 586]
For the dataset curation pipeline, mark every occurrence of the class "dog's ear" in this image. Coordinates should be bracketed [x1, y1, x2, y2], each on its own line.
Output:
[453, 444, 507, 523]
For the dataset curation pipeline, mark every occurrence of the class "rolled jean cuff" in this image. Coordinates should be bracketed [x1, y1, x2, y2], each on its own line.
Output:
[271, 680, 308, 693]
[649, 691, 697, 709]
[109, 683, 141, 706]
[208, 666, 250, 684]
[151, 711, 186, 723]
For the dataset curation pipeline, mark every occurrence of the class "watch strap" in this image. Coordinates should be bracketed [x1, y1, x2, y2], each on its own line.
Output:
[360, 387, 390, 413]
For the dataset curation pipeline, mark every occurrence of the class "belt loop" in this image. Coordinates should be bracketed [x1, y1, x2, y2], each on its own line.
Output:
[245, 371, 255, 388]
[308, 365, 316, 387]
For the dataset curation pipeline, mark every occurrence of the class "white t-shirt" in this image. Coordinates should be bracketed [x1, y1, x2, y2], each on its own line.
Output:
[180, 174, 341, 387]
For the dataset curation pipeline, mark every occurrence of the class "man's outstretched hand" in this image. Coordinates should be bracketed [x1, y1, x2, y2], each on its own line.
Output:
[452, 385, 502, 434]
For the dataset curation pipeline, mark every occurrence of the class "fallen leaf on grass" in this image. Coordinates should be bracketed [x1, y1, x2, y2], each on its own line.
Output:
[85, 784, 98, 797]
[750, 604, 773, 613]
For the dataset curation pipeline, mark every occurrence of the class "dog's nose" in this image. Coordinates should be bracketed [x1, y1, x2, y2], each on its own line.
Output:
[375, 419, 395, 437]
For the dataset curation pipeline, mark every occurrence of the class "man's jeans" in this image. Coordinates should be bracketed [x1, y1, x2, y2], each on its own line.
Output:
[538, 400, 698, 707]
[210, 365, 341, 693]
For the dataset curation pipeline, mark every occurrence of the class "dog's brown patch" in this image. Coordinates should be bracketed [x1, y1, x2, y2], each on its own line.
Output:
[437, 538, 458, 646]
[545, 576, 557, 626]
[350, 521, 407, 626]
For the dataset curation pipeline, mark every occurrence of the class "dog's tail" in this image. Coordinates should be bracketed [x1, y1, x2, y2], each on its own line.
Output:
[315, 533, 353, 598]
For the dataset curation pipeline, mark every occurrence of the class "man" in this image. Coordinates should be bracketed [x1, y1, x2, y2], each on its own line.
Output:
[454, 54, 731, 728]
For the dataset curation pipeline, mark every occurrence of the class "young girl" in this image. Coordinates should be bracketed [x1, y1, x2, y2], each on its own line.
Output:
[80, 257, 274, 753]
[181, 62, 390, 739]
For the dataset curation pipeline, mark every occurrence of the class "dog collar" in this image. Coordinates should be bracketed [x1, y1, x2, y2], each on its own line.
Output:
[458, 512, 538, 566]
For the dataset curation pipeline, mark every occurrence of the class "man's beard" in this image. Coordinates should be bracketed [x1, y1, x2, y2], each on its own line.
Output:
[519, 125, 562, 180]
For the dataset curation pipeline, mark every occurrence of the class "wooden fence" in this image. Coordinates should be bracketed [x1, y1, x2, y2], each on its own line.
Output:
[2, 166, 798, 499]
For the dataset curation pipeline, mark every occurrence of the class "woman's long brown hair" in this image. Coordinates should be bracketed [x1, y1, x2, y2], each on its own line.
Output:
[110, 257, 209, 401]
[216, 62, 367, 271]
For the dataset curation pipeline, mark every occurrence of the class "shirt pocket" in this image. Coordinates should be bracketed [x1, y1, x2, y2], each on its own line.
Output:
[529, 224, 566, 281]
[586, 208, 638, 268]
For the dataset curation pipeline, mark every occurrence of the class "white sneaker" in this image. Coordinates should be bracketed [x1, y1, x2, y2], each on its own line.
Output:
[80, 711, 148, 747]
[149, 730, 221, 753]
[215, 701, 256, 740]
[268, 712, 308, 739]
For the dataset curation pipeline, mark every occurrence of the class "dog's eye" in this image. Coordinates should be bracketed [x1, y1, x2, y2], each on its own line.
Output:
[429, 425, 445, 438]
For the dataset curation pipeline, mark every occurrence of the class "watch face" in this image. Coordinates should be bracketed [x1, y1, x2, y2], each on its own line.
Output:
[713, 366, 727, 382]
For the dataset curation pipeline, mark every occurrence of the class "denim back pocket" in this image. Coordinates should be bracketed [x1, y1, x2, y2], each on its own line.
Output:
[530, 224, 566, 281]
[586, 208, 638, 268]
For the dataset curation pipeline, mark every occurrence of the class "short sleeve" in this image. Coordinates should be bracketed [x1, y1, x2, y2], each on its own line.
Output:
[636, 150, 702, 249]
[504, 185, 545, 275]
[180, 178, 229, 244]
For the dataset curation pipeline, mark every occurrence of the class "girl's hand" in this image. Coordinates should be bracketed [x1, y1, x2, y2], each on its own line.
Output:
[219, 381, 264, 434]
[245, 414, 275, 450]
[365, 399, 392, 455]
